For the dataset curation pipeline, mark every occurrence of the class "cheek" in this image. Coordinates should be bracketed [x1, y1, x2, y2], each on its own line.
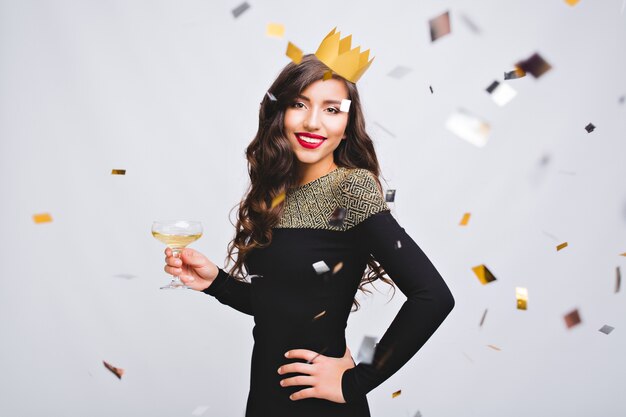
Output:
[327, 116, 348, 137]
[283, 110, 301, 132]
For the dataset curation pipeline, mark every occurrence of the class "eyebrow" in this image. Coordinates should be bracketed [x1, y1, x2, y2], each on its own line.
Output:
[296, 94, 343, 106]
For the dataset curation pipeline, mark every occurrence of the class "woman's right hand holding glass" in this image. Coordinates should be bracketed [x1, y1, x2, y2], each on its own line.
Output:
[164, 247, 219, 291]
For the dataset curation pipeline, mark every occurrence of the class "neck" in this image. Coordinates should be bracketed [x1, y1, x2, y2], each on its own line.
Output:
[297, 161, 338, 187]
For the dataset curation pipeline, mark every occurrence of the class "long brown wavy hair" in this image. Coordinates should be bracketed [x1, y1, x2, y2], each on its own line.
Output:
[224, 54, 395, 310]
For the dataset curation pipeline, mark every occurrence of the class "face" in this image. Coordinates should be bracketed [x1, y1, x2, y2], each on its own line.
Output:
[283, 78, 349, 170]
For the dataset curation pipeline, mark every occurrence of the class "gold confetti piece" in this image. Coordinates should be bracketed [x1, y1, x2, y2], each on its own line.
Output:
[286, 41, 303, 64]
[616, 266, 621, 293]
[485, 80, 517, 107]
[445, 108, 490, 147]
[270, 191, 285, 209]
[599, 325, 614, 335]
[556, 242, 568, 251]
[515, 52, 552, 79]
[332, 261, 343, 274]
[504, 68, 526, 80]
[33, 213, 53, 223]
[487, 344, 501, 351]
[516, 287, 528, 310]
[472, 264, 497, 285]
[564, 0, 580, 6]
[231, 2, 250, 18]
[621, 253, 626, 256]
[322, 70, 333, 81]
[340, 99, 351, 112]
[459, 212, 471, 226]
[111, 169, 126, 175]
[313, 310, 326, 320]
[392, 389, 402, 398]
[479, 308, 488, 327]
[103, 360, 124, 379]
[266, 23, 285, 38]
[564, 309, 581, 329]
[385, 190, 396, 202]
[429, 11, 451, 42]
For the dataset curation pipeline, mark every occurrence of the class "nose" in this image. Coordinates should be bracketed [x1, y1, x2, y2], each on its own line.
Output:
[303, 107, 321, 131]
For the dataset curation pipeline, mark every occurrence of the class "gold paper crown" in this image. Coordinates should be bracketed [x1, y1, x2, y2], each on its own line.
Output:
[314, 28, 374, 83]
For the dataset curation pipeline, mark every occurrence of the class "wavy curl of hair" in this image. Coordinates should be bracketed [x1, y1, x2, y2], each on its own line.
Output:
[224, 54, 395, 311]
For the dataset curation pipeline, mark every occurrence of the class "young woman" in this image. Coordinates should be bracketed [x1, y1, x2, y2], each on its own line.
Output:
[162, 54, 455, 417]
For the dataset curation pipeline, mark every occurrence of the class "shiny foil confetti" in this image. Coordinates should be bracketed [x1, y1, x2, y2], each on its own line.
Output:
[429, 11, 451, 42]
[103, 360, 124, 379]
[231, 2, 250, 18]
[266, 23, 285, 38]
[429, 85, 434, 93]
[270, 191, 286, 209]
[504, 68, 526, 80]
[479, 308, 488, 327]
[472, 264, 497, 285]
[332, 261, 343, 274]
[356, 335, 377, 364]
[445, 108, 490, 147]
[329, 207, 347, 227]
[585, 123, 595, 133]
[515, 53, 552, 79]
[392, 389, 402, 398]
[599, 325, 614, 335]
[616, 266, 621, 293]
[286, 42, 303, 64]
[516, 287, 528, 310]
[414, 411, 423, 417]
[621, 253, 626, 257]
[387, 66, 412, 79]
[266, 91, 277, 101]
[395, 240, 402, 249]
[33, 213, 53, 224]
[111, 169, 126, 175]
[385, 189, 396, 202]
[459, 212, 471, 226]
[312, 260, 330, 275]
[460, 13, 481, 34]
[114, 273, 136, 279]
[564, 0, 580, 5]
[556, 242, 568, 251]
[373, 121, 396, 138]
[340, 99, 351, 112]
[323, 70, 333, 81]
[487, 344, 501, 351]
[313, 310, 326, 320]
[564, 309, 581, 329]
[485, 81, 517, 107]
[191, 405, 210, 416]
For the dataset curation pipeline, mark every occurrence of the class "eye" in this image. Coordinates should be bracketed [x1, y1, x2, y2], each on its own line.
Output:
[291, 102, 306, 109]
[326, 107, 339, 114]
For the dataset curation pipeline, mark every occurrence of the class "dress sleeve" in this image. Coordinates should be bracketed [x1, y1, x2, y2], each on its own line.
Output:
[340, 170, 455, 402]
[202, 267, 254, 316]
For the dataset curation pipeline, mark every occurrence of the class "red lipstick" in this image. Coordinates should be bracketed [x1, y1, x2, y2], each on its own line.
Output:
[295, 132, 326, 149]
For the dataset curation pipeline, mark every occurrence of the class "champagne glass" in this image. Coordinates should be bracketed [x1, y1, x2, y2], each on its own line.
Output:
[152, 220, 203, 289]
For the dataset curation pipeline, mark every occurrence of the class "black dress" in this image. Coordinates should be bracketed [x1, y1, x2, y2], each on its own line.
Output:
[203, 167, 455, 417]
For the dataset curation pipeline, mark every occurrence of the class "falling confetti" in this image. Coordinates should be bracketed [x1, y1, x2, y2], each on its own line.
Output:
[111, 169, 126, 175]
[103, 360, 124, 379]
[564, 0, 580, 5]
[387, 66, 412, 79]
[599, 325, 614, 335]
[266, 23, 285, 38]
[329, 207, 347, 227]
[504, 68, 526, 80]
[191, 405, 210, 416]
[312, 260, 330, 275]
[445, 108, 490, 147]
[429, 11, 451, 42]
[479, 308, 488, 327]
[356, 335, 378, 364]
[340, 99, 351, 112]
[332, 261, 343, 274]
[373, 121, 396, 138]
[266, 91, 277, 101]
[616, 266, 621, 293]
[516, 287, 528, 310]
[429, 85, 434, 94]
[459, 212, 471, 226]
[33, 213, 53, 224]
[487, 344, 501, 351]
[286, 42, 303, 64]
[414, 411, 423, 417]
[231, 2, 250, 18]
[472, 265, 497, 285]
[515, 53, 552, 79]
[485, 80, 517, 106]
[313, 310, 327, 320]
[395, 240, 402, 249]
[385, 190, 396, 202]
[585, 123, 595, 133]
[271, 191, 286, 209]
[556, 242, 568, 251]
[564, 309, 581, 329]
[621, 253, 626, 257]
[113, 273, 136, 279]
[392, 389, 402, 398]
[463, 352, 474, 363]
[460, 13, 481, 34]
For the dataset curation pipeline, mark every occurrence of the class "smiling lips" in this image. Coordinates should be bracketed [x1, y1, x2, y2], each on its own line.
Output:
[296, 132, 327, 149]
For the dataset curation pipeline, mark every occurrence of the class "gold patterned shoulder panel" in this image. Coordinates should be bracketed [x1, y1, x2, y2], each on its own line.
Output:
[275, 167, 390, 230]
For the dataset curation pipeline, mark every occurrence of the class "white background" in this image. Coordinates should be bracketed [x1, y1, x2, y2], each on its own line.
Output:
[1, 0, 625, 416]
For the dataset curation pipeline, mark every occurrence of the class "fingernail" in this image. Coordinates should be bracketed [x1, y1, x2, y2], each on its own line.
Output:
[289, 395, 294, 400]
[284, 352, 289, 358]
[279, 380, 284, 386]
[188, 276, 195, 282]
[277, 367, 282, 374]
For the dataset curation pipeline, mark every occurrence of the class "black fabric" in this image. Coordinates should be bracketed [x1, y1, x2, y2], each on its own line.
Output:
[203, 209, 454, 416]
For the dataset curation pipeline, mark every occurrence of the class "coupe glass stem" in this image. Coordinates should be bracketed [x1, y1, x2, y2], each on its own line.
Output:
[160, 248, 187, 290]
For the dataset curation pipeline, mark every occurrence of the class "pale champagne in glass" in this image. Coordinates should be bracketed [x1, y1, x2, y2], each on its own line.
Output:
[152, 220, 203, 289]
